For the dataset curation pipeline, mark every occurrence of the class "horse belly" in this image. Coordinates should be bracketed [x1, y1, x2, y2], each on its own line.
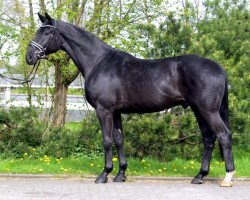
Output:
[117, 90, 183, 113]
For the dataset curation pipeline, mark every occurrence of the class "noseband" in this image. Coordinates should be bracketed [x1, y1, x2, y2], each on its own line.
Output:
[30, 25, 57, 59]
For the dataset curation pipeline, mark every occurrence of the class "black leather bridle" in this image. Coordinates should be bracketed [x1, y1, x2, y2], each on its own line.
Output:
[30, 25, 57, 59]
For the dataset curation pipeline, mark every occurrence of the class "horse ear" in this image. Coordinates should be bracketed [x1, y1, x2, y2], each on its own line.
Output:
[38, 13, 46, 23]
[45, 13, 53, 23]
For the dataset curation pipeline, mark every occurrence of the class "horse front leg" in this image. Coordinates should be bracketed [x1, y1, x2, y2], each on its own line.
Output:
[113, 112, 127, 182]
[95, 107, 114, 183]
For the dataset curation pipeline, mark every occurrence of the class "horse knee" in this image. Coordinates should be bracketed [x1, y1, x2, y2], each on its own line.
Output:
[113, 129, 124, 147]
[103, 139, 112, 150]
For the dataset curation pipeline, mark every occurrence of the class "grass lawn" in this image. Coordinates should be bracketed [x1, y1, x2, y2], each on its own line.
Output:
[0, 154, 249, 178]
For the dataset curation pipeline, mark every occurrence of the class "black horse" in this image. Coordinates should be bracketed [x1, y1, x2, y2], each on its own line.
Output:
[26, 13, 235, 186]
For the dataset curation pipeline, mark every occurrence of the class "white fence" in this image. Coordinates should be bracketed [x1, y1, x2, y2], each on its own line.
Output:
[0, 74, 93, 111]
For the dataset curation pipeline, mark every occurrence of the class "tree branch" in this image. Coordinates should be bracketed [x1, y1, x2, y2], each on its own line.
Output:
[75, 0, 87, 25]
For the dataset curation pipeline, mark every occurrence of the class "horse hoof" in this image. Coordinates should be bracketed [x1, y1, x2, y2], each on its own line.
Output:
[220, 180, 233, 187]
[95, 176, 108, 184]
[113, 174, 126, 182]
[191, 178, 203, 184]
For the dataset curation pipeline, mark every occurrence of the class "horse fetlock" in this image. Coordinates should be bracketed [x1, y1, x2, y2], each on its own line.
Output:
[220, 170, 235, 187]
[200, 170, 209, 177]
[105, 165, 113, 173]
[119, 160, 127, 168]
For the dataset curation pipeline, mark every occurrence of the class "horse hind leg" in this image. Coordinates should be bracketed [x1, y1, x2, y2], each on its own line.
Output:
[191, 109, 216, 184]
[198, 109, 235, 187]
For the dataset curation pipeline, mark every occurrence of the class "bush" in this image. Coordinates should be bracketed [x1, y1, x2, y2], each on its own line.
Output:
[123, 110, 202, 161]
[74, 110, 203, 161]
[0, 107, 45, 157]
[0, 106, 248, 161]
[0, 107, 80, 158]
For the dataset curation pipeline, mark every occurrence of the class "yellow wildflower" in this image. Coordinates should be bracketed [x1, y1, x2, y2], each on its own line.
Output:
[112, 157, 118, 162]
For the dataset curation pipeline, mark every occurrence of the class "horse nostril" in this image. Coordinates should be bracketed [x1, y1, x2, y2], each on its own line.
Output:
[26, 52, 34, 64]
[27, 53, 33, 62]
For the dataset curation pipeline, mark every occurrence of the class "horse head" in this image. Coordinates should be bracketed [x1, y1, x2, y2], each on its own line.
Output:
[26, 13, 62, 65]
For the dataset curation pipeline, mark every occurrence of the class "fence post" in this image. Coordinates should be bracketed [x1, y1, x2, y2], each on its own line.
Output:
[5, 85, 11, 103]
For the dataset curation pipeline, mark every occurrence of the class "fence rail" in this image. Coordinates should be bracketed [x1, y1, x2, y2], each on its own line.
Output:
[0, 75, 93, 121]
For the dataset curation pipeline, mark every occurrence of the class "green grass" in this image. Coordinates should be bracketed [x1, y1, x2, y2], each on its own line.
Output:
[64, 122, 83, 131]
[0, 155, 249, 178]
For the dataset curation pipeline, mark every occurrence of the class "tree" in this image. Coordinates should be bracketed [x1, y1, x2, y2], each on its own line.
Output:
[190, 0, 250, 142]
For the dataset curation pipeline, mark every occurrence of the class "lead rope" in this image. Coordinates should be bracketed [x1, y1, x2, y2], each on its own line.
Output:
[0, 60, 40, 85]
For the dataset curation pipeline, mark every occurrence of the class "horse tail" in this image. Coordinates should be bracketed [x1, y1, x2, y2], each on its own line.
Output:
[220, 77, 230, 130]
[219, 76, 230, 160]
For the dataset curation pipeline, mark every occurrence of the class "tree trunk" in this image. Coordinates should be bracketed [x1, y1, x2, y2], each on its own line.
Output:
[52, 63, 68, 126]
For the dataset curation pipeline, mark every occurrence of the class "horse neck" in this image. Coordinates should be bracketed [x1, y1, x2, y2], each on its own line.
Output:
[56, 21, 109, 78]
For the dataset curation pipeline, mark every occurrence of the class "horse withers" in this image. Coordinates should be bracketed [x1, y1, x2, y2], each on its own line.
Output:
[26, 13, 235, 187]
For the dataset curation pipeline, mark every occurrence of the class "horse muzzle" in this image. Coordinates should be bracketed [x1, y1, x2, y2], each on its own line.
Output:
[26, 51, 38, 65]
[26, 46, 48, 65]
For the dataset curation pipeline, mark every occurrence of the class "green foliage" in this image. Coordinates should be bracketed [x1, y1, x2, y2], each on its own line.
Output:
[71, 111, 203, 161]
[123, 111, 201, 161]
[0, 108, 201, 160]
[0, 107, 45, 157]
[0, 106, 248, 161]
[0, 108, 101, 159]
[191, 0, 250, 142]
[74, 113, 103, 158]
[0, 107, 78, 158]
